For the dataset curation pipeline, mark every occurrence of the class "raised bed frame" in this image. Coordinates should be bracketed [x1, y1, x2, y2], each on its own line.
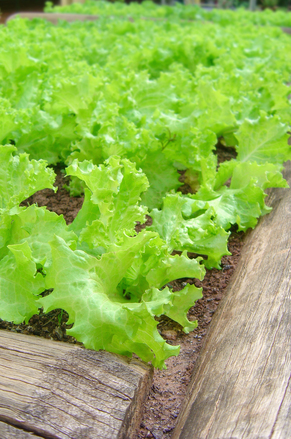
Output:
[0, 331, 153, 438]
[172, 161, 291, 439]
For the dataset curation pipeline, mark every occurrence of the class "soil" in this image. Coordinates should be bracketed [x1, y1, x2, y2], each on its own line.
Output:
[138, 231, 243, 439]
[0, 164, 244, 439]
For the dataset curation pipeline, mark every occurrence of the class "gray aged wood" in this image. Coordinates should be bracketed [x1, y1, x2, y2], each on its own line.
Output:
[0, 331, 153, 439]
[0, 421, 39, 438]
[6, 13, 101, 25]
[173, 160, 291, 439]
[61, 0, 86, 5]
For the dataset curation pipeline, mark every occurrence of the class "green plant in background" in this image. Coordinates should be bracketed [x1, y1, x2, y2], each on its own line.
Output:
[44, 1, 291, 25]
[261, 0, 279, 9]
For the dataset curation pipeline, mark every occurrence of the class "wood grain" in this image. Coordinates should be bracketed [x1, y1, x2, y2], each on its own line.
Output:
[0, 331, 153, 439]
[0, 422, 39, 438]
[6, 13, 101, 25]
[61, 0, 86, 5]
[173, 160, 291, 439]
[282, 27, 291, 35]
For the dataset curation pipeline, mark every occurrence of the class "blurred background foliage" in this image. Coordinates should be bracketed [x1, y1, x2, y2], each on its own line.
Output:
[0, 0, 290, 17]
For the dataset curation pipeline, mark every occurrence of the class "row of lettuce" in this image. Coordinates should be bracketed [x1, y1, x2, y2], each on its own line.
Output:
[0, 6, 290, 368]
[45, 0, 291, 27]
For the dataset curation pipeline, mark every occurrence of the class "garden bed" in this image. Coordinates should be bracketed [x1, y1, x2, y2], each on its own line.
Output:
[1, 160, 290, 439]
[0, 331, 152, 439]
[0, 163, 252, 439]
[0, 7, 291, 438]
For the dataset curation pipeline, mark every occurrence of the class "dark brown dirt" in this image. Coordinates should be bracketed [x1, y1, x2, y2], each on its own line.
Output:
[22, 167, 84, 225]
[138, 231, 243, 439]
[0, 166, 244, 439]
[1, 167, 84, 344]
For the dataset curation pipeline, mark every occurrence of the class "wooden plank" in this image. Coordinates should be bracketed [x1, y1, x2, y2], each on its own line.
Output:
[6, 13, 101, 25]
[0, 331, 153, 439]
[5, 12, 166, 25]
[173, 160, 291, 439]
[61, 0, 86, 5]
[271, 376, 291, 439]
[282, 27, 291, 35]
[0, 422, 39, 438]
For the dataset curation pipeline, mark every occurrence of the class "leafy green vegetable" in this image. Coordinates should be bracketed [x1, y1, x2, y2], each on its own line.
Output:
[45, 1, 291, 28]
[0, 145, 56, 256]
[0, 242, 44, 323]
[0, 153, 204, 368]
[0, 145, 55, 212]
[235, 113, 291, 165]
[66, 156, 149, 253]
[0, 5, 290, 367]
[0, 14, 290, 206]
[148, 193, 230, 269]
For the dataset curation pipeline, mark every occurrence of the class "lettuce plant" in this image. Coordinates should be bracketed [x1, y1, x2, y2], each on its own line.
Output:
[0, 151, 204, 368]
[0, 8, 290, 367]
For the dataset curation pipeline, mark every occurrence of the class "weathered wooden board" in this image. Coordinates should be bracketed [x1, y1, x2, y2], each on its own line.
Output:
[282, 27, 291, 35]
[61, 0, 85, 5]
[0, 331, 153, 439]
[172, 160, 291, 439]
[6, 13, 101, 25]
[0, 421, 39, 438]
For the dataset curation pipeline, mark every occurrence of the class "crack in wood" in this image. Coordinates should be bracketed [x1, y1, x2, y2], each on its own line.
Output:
[0, 331, 152, 439]
[0, 416, 60, 439]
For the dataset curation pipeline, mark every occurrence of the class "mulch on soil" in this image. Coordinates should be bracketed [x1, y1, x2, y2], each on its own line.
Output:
[0, 165, 244, 439]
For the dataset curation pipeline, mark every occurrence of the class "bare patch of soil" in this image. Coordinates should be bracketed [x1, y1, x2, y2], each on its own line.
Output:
[22, 167, 84, 224]
[138, 231, 243, 439]
[0, 166, 244, 439]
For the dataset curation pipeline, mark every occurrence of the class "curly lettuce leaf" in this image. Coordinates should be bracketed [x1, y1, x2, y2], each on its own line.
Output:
[5, 205, 77, 267]
[139, 150, 181, 209]
[162, 127, 218, 192]
[37, 157, 205, 368]
[67, 156, 149, 254]
[15, 110, 76, 165]
[0, 145, 58, 257]
[40, 235, 180, 369]
[148, 193, 230, 268]
[235, 112, 291, 165]
[143, 284, 202, 333]
[185, 161, 288, 231]
[118, 235, 205, 301]
[40, 230, 204, 368]
[0, 145, 56, 213]
[0, 242, 44, 323]
[0, 99, 17, 144]
[194, 83, 237, 136]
